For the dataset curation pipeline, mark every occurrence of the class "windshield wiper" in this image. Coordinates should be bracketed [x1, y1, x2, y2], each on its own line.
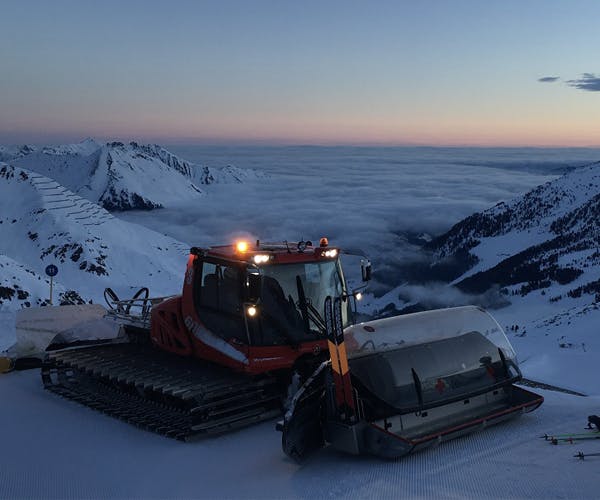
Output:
[306, 302, 326, 333]
[296, 275, 310, 334]
[295, 275, 326, 335]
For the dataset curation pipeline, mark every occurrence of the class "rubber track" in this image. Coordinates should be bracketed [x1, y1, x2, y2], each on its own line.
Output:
[41, 344, 282, 440]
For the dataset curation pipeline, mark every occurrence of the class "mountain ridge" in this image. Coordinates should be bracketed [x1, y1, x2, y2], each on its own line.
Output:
[1, 139, 263, 211]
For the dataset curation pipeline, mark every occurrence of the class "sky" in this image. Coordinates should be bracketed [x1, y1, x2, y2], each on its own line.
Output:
[1, 0, 600, 146]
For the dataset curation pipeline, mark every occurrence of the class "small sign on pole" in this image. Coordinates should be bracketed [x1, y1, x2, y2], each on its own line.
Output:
[45, 264, 58, 305]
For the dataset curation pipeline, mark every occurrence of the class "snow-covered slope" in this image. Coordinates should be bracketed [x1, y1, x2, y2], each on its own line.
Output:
[0, 163, 188, 311]
[428, 162, 600, 299]
[1, 371, 598, 499]
[0, 254, 59, 308]
[3, 140, 262, 210]
[424, 162, 600, 393]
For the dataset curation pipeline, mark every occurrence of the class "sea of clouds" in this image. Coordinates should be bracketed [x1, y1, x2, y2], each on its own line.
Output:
[119, 146, 600, 300]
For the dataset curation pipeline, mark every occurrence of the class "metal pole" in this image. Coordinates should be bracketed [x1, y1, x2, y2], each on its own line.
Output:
[50, 276, 53, 305]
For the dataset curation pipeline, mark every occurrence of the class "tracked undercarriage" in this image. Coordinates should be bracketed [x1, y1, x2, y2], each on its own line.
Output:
[42, 343, 282, 440]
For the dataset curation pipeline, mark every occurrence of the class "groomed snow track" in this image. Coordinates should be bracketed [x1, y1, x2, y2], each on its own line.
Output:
[41, 344, 282, 440]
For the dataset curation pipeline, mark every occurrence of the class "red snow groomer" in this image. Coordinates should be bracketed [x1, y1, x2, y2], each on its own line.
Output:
[39, 237, 542, 455]
[42, 238, 365, 439]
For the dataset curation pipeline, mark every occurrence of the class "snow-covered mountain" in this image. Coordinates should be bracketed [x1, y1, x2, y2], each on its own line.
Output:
[0, 144, 36, 161]
[2, 139, 262, 211]
[0, 163, 189, 311]
[418, 162, 600, 393]
[428, 162, 600, 301]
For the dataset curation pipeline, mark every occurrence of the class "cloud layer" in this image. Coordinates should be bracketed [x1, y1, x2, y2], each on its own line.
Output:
[567, 73, 600, 92]
[537, 73, 600, 92]
[118, 147, 586, 299]
[538, 76, 560, 83]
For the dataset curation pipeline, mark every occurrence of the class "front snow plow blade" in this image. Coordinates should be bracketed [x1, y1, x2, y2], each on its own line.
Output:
[281, 306, 543, 460]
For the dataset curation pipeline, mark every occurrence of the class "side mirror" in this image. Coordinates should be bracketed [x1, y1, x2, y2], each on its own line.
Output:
[247, 272, 262, 302]
[361, 259, 372, 282]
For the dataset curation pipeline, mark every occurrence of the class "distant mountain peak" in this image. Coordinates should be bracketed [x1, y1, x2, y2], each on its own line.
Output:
[2, 139, 263, 211]
[40, 138, 102, 157]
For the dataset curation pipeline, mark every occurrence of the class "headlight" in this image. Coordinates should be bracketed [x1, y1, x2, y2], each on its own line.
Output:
[324, 249, 338, 258]
[253, 254, 270, 264]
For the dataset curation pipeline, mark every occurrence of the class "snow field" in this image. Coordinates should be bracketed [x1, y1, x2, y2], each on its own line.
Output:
[0, 370, 598, 499]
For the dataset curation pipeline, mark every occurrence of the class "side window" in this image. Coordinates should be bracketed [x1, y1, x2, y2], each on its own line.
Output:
[199, 262, 218, 309]
[219, 265, 241, 314]
[197, 261, 241, 315]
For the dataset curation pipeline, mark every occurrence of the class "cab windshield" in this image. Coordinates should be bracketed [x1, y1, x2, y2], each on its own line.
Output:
[255, 259, 349, 344]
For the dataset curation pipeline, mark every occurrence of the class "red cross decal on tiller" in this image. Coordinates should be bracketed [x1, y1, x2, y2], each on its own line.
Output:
[435, 378, 445, 393]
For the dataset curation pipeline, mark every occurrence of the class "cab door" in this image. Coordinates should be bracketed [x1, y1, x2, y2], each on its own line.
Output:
[193, 259, 250, 347]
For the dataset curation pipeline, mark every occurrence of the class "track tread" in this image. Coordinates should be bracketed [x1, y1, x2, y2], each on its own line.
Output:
[42, 344, 282, 440]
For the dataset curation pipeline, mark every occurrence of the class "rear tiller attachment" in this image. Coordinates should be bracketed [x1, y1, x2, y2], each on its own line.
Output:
[280, 305, 543, 460]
